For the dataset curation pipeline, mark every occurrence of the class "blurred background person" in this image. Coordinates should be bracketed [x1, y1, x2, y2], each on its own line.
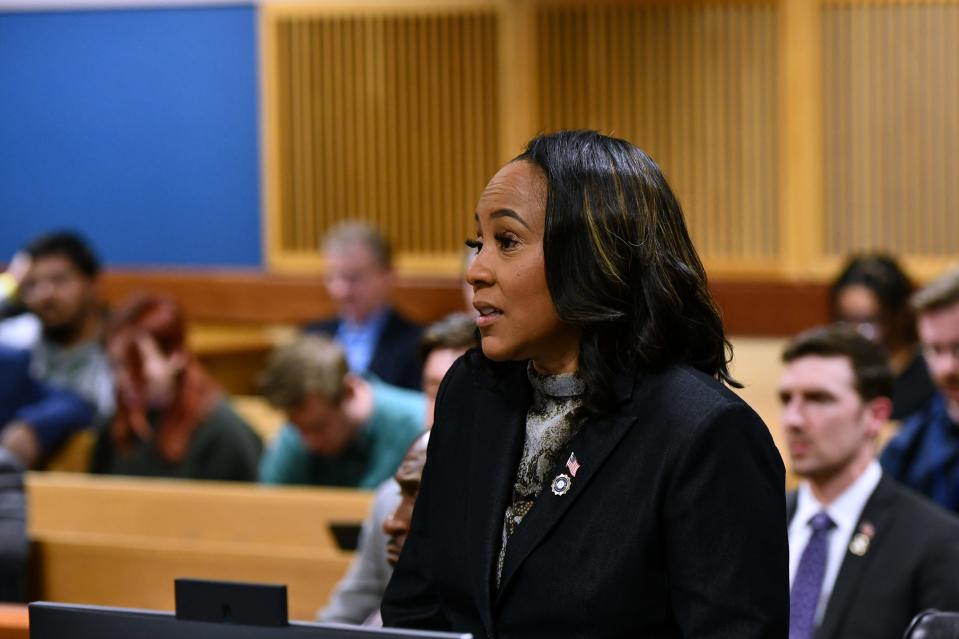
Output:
[830, 253, 935, 420]
[91, 294, 261, 481]
[0, 345, 93, 468]
[882, 267, 959, 514]
[306, 221, 423, 391]
[780, 324, 959, 639]
[258, 334, 422, 488]
[0, 231, 114, 428]
[318, 313, 477, 625]
[0, 252, 32, 320]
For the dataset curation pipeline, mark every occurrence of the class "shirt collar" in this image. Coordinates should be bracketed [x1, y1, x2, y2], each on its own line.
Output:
[339, 306, 390, 334]
[795, 460, 882, 530]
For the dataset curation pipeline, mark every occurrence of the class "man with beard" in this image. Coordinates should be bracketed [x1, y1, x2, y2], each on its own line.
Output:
[882, 267, 959, 514]
[0, 232, 113, 465]
[781, 325, 959, 639]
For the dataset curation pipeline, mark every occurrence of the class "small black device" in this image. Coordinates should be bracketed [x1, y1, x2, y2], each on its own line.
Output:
[328, 522, 363, 551]
[174, 578, 288, 627]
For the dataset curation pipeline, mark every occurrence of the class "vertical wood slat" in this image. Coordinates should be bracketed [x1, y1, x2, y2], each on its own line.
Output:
[534, 2, 778, 262]
[823, 1, 959, 259]
[266, 6, 501, 273]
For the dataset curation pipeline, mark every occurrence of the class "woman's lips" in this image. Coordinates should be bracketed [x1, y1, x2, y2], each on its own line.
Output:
[474, 303, 503, 328]
[475, 310, 503, 328]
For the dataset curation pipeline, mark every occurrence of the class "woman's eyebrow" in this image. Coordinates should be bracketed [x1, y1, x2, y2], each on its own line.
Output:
[489, 208, 531, 229]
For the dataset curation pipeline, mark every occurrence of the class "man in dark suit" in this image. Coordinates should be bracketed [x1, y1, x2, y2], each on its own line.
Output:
[779, 325, 959, 639]
[305, 222, 422, 391]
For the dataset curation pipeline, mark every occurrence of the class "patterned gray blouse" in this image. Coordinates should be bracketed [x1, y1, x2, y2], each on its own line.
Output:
[495, 363, 585, 588]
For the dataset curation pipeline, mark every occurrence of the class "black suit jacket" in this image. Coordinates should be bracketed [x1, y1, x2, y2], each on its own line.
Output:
[382, 352, 789, 638]
[787, 475, 959, 639]
[305, 308, 423, 391]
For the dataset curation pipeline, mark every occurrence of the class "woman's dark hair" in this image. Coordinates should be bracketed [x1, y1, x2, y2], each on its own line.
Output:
[829, 253, 916, 349]
[514, 130, 737, 415]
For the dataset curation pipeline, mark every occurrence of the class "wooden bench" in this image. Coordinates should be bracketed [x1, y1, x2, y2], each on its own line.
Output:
[26, 472, 374, 621]
[0, 605, 27, 639]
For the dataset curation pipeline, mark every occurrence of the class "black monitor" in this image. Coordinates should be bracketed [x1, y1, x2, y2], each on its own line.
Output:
[29, 578, 472, 639]
[29, 602, 473, 639]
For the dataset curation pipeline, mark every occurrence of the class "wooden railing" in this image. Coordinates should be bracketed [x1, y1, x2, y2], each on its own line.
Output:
[26, 473, 373, 621]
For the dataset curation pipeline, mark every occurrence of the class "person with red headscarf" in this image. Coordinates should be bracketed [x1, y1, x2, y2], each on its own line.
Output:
[91, 294, 261, 481]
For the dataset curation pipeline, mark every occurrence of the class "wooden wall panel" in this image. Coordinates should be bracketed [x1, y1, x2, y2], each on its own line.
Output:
[534, 2, 779, 262]
[263, 5, 501, 274]
[823, 2, 959, 258]
[260, 0, 959, 282]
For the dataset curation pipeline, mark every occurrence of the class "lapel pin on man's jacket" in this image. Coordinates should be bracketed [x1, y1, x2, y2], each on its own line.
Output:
[849, 520, 875, 557]
[550, 452, 581, 496]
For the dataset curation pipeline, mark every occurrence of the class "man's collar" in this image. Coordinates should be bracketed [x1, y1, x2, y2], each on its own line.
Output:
[339, 307, 390, 333]
[795, 460, 882, 530]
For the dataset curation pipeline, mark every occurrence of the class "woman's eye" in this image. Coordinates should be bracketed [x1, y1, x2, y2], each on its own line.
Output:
[495, 233, 518, 250]
[464, 239, 482, 254]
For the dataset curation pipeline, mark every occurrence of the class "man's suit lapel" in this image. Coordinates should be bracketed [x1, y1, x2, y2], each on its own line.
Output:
[816, 476, 894, 639]
[466, 364, 529, 637]
[368, 310, 397, 374]
[495, 411, 637, 600]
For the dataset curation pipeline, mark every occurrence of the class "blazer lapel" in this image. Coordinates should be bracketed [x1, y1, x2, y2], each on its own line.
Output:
[466, 365, 529, 636]
[816, 476, 893, 639]
[496, 407, 637, 601]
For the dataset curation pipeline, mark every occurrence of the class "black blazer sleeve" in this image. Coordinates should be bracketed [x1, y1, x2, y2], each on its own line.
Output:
[380, 358, 459, 630]
[664, 402, 789, 638]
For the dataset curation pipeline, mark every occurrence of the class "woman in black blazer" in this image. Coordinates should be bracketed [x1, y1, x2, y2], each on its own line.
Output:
[382, 130, 788, 638]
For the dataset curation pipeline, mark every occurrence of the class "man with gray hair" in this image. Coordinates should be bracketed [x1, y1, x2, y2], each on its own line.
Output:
[306, 221, 423, 391]
[258, 334, 423, 488]
[882, 267, 959, 514]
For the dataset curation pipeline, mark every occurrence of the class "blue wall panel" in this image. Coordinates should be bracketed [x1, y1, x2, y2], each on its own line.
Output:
[0, 5, 262, 267]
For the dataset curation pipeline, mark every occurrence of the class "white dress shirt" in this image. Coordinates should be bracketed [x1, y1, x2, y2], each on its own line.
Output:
[788, 460, 882, 624]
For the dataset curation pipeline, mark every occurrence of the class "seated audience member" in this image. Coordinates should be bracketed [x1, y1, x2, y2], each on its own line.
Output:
[0, 232, 114, 433]
[355, 430, 431, 627]
[306, 222, 423, 391]
[830, 254, 935, 419]
[780, 325, 959, 639]
[91, 295, 261, 481]
[882, 267, 959, 513]
[0, 252, 31, 319]
[318, 313, 477, 624]
[0, 345, 93, 466]
[258, 334, 423, 487]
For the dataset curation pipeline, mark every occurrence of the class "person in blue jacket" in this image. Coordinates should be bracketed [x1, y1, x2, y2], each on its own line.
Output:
[0, 345, 94, 466]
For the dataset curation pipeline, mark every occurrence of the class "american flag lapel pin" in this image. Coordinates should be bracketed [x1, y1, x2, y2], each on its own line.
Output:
[550, 452, 581, 497]
[566, 452, 581, 477]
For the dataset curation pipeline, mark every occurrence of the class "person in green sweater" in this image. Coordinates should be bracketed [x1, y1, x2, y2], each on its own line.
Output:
[91, 294, 261, 481]
[257, 334, 424, 488]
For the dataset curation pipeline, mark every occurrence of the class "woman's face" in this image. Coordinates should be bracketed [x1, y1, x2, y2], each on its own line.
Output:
[466, 161, 580, 374]
[835, 284, 883, 343]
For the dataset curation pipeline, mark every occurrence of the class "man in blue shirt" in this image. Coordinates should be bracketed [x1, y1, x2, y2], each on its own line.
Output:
[257, 335, 423, 488]
[882, 267, 959, 513]
[305, 222, 423, 391]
